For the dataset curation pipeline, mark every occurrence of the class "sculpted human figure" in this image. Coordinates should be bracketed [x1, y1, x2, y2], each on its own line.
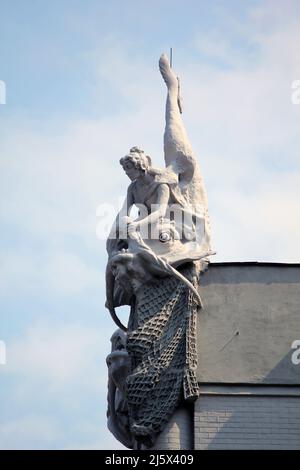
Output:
[106, 54, 212, 326]
[106, 329, 133, 448]
[105, 53, 213, 447]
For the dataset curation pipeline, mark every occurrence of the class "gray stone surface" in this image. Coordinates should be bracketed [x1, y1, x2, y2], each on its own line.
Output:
[151, 407, 193, 450]
[197, 263, 300, 384]
[195, 390, 300, 449]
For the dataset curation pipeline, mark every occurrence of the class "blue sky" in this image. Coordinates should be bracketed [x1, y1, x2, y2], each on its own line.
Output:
[0, 0, 300, 449]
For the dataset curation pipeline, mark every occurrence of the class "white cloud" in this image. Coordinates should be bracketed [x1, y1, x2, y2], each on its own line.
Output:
[64, 424, 126, 450]
[5, 321, 111, 386]
[0, 250, 102, 296]
[0, 320, 121, 449]
[182, 9, 300, 261]
[0, 415, 62, 450]
[211, 171, 300, 262]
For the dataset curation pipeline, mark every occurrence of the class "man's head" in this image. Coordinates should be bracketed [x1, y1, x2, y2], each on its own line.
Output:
[120, 147, 152, 180]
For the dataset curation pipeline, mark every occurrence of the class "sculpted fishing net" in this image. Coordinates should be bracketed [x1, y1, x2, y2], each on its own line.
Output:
[125, 266, 200, 446]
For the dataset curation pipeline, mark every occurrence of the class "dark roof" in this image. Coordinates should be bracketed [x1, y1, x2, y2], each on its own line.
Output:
[211, 261, 300, 267]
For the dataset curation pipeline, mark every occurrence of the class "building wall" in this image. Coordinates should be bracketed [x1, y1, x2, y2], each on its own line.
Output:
[151, 264, 300, 450]
[195, 387, 300, 450]
[193, 264, 300, 449]
[197, 263, 300, 385]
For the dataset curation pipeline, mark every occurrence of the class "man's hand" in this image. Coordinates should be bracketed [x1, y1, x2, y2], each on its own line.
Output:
[127, 222, 139, 239]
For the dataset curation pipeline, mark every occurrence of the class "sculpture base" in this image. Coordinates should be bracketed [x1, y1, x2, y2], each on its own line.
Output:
[146, 406, 193, 450]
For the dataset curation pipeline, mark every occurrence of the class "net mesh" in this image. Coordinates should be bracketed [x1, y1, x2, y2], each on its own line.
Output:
[125, 266, 200, 445]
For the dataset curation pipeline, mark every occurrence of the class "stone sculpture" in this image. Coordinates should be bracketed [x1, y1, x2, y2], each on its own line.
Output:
[106, 53, 213, 448]
[106, 329, 134, 449]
